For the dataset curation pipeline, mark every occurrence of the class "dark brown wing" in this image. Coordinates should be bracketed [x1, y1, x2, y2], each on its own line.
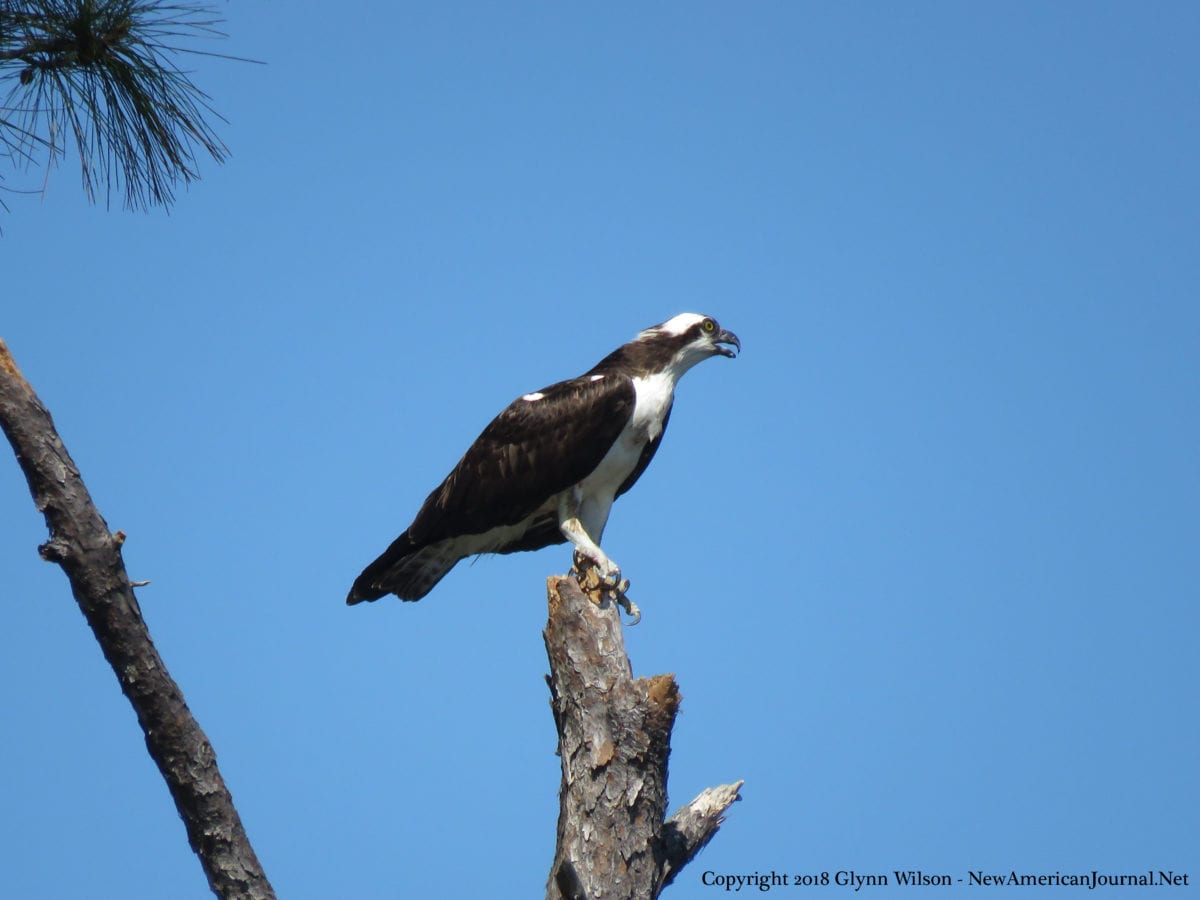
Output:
[406, 374, 636, 544]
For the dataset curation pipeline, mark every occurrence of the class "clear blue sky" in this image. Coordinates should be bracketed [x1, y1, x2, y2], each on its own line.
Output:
[2, 3, 1197, 897]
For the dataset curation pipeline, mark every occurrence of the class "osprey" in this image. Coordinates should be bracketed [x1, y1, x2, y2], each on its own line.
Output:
[346, 312, 740, 605]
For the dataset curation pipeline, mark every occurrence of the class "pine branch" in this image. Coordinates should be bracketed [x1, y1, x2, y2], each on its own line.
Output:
[0, 0, 243, 210]
[0, 338, 275, 900]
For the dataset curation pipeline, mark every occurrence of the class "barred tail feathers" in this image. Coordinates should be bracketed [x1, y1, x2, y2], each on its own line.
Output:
[346, 533, 463, 604]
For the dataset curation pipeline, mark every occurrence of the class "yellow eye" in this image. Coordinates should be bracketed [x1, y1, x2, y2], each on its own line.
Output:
[702, 318, 716, 333]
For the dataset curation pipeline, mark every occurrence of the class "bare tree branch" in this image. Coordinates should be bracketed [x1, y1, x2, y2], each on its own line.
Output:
[0, 338, 275, 900]
[659, 782, 745, 887]
[543, 575, 741, 899]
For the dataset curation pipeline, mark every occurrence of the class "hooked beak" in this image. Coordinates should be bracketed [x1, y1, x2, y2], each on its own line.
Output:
[715, 327, 741, 358]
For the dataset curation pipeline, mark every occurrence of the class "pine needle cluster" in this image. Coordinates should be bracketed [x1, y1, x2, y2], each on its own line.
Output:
[0, 0, 235, 210]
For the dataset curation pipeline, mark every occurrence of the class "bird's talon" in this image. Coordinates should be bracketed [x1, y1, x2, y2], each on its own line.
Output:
[617, 594, 641, 625]
[595, 564, 623, 589]
[570, 553, 639, 622]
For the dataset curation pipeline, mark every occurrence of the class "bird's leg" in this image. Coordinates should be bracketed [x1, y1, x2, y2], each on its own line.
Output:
[558, 491, 624, 589]
[560, 492, 637, 623]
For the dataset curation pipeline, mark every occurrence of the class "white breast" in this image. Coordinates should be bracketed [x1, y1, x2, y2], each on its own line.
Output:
[572, 372, 678, 540]
[629, 371, 675, 443]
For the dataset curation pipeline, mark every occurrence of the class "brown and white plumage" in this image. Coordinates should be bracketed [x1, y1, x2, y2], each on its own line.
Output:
[346, 313, 740, 604]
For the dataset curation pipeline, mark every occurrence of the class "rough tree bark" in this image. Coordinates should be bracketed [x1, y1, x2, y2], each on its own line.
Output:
[544, 575, 742, 899]
[0, 340, 274, 900]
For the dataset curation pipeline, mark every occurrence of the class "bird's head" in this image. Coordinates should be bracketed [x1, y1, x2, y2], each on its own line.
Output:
[590, 313, 741, 380]
[636, 312, 741, 371]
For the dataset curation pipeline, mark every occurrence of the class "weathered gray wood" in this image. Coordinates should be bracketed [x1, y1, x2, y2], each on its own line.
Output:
[543, 575, 741, 899]
[0, 340, 275, 900]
